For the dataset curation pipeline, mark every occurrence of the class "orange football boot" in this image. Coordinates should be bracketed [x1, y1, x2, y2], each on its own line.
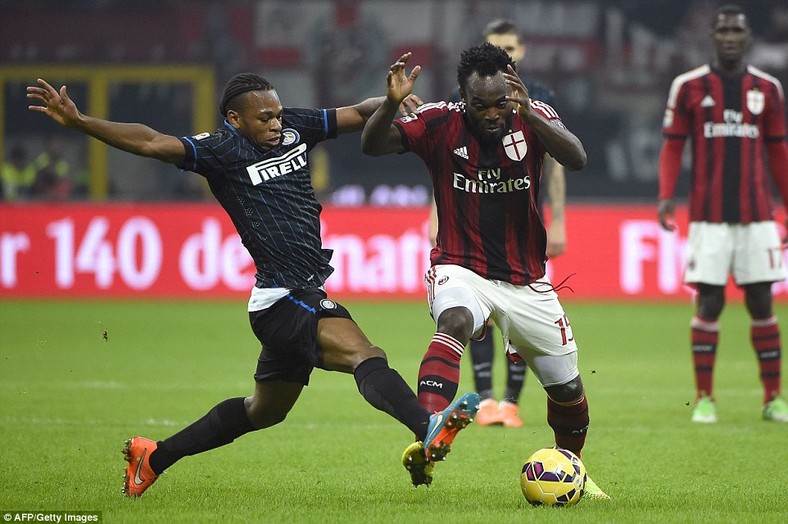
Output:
[499, 400, 524, 427]
[122, 437, 159, 497]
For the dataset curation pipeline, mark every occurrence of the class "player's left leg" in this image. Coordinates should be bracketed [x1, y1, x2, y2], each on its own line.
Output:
[468, 332, 501, 425]
[734, 222, 787, 421]
[316, 301, 479, 488]
[500, 352, 527, 427]
[321, 314, 479, 488]
[543, 374, 608, 499]
[317, 316, 431, 437]
[503, 281, 608, 498]
[743, 282, 787, 421]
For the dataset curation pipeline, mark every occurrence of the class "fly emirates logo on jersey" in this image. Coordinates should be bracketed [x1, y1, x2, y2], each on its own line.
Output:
[246, 143, 308, 185]
[452, 167, 531, 195]
[704, 109, 759, 139]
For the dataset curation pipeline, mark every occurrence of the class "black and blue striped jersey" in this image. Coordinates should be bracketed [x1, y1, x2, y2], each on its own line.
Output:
[179, 107, 338, 289]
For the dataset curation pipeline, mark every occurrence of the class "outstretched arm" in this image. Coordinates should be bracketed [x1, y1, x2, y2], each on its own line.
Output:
[361, 53, 421, 156]
[27, 78, 185, 165]
[503, 66, 586, 171]
[336, 94, 424, 134]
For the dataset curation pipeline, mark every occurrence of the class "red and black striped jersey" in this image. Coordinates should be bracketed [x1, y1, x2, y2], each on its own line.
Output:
[662, 64, 787, 223]
[395, 100, 563, 285]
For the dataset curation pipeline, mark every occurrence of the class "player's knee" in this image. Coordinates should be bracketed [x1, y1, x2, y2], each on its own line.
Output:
[324, 343, 386, 373]
[436, 307, 474, 341]
[355, 344, 387, 362]
[697, 285, 725, 319]
[545, 376, 584, 404]
[745, 284, 773, 318]
[245, 391, 296, 429]
[245, 399, 288, 429]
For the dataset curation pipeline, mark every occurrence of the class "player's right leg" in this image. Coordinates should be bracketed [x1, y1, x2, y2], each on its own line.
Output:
[123, 381, 301, 497]
[122, 437, 159, 497]
[401, 391, 480, 487]
[121, 295, 313, 498]
[422, 391, 480, 462]
[420, 266, 490, 412]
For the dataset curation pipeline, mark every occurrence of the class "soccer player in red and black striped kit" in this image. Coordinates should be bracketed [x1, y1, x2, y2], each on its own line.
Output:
[658, 4, 788, 423]
[362, 43, 609, 498]
[27, 74, 480, 497]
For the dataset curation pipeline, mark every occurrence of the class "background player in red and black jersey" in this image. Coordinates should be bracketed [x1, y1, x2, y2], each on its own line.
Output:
[27, 73, 480, 497]
[658, 5, 788, 423]
[362, 44, 608, 497]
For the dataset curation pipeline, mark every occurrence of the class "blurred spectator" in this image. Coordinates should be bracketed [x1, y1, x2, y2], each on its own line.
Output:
[1, 145, 36, 201]
[30, 136, 73, 200]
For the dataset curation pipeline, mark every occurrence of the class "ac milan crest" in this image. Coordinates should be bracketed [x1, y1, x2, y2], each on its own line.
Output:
[503, 131, 527, 161]
[746, 89, 764, 115]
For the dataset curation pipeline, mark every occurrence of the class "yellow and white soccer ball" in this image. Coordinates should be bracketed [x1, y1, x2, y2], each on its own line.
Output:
[520, 447, 586, 506]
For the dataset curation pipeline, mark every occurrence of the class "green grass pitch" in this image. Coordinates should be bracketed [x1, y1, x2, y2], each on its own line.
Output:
[1, 298, 787, 523]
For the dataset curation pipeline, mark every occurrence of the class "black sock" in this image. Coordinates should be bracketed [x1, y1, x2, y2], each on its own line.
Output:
[149, 397, 256, 474]
[503, 361, 527, 403]
[354, 357, 430, 440]
[469, 335, 494, 397]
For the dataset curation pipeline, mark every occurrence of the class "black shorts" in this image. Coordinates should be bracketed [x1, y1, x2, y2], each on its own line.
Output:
[249, 288, 352, 385]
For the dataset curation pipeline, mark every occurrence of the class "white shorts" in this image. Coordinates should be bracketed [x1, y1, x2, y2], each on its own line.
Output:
[684, 222, 787, 286]
[424, 264, 579, 387]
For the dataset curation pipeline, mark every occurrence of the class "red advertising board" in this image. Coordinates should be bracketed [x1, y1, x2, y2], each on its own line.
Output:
[1, 203, 786, 301]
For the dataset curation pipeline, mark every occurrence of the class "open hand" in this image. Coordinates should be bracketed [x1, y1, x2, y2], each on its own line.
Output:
[27, 78, 80, 128]
[503, 65, 532, 118]
[387, 53, 421, 105]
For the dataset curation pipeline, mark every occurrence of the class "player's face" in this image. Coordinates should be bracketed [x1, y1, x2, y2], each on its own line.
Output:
[229, 90, 284, 150]
[711, 13, 750, 65]
[461, 71, 512, 144]
[485, 33, 525, 63]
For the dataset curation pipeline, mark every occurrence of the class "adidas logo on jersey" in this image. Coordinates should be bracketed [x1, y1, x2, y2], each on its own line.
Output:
[700, 95, 715, 107]
[453, 146, 468, 159]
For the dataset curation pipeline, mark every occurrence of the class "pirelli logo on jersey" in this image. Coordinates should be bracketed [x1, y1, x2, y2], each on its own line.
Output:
[246, 143, 308, 185]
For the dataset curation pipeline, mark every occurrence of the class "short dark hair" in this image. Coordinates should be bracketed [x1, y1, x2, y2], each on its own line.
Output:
[219, 73, 274, 116]
[457, 42, 516, 92]
[712, 4, 747, 28]
[482, 19, 518, 39]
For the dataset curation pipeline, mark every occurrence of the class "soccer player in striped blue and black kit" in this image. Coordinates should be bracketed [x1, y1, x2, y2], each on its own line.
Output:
[27, 73, 480, 496]
[658, 4, 788, 424]
[362, 44, 608, 497]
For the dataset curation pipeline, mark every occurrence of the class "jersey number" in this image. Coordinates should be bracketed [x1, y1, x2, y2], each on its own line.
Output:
[555, 315, 574, 346]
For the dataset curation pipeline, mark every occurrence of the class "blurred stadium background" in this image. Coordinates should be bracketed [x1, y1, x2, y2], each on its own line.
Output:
[2, 0, 788, 301]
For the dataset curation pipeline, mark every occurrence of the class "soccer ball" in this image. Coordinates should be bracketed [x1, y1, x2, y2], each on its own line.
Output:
[520, 447, 586, 506]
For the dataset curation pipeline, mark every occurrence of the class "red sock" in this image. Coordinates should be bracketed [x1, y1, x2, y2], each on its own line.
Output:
[691, 316, 719, 399]
[417, 333, 464, 412]
[751, 316, 781, 403]
[547, 395, 589, 457]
